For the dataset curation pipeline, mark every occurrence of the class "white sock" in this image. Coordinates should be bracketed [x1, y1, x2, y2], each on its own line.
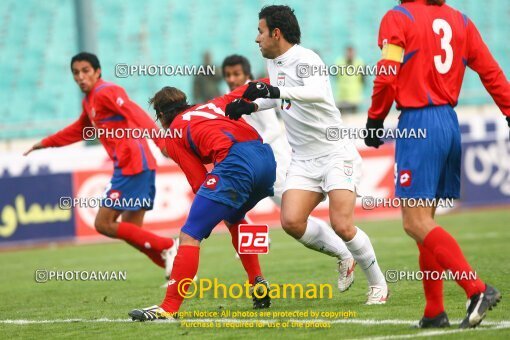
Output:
[345, 226, 386, 286]
[298, 216, 353, 260]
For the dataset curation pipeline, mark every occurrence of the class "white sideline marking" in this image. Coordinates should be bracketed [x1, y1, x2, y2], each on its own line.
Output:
[1, 318, 509, 328]
[361, 323, 510, 340]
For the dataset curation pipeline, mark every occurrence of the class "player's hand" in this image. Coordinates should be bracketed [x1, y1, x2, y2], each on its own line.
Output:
[242, 82, 280, 101]
[225, 99, 257, 120]
[364, 118, 385, 148]
[23, 142, 45, 156]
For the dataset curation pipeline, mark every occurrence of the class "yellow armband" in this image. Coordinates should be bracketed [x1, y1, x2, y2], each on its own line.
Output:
[381, 43, 404, 63]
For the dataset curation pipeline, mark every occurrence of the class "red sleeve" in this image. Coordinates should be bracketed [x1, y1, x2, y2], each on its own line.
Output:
[368, 60, 401, 120]
[41, 110, 91, 147]
[166, 138, 207, 194]
[212, 78, 270, 111]
[466, 19, 510, 117]
[368, 10, 407, 121]
[97, 87, 167, 149]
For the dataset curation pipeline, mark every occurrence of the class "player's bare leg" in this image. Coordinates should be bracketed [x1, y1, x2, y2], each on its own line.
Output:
[403, 205, 501, 328]
[281, 189, 356, 292]
[328, 189, 387, 304]
[95, 207, 174, 268]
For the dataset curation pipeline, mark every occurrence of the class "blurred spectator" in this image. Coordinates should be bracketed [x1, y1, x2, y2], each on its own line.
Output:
[335, 46, 365, 114]
[192, 52, 222, 103]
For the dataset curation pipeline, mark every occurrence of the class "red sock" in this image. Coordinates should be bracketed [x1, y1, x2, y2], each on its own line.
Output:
[229, 219, 262, 284]
[417, 242, 445, 318]
[117, 222, 174, 268]
[423, 226, 485, 298]
[161, 245, 200, 312]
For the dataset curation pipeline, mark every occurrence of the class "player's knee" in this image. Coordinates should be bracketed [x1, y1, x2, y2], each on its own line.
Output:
[402, 218, 429, 242]
[281, 214, 307, 239]
[94, 217, 115, 237]
[331, 220, 355, 241]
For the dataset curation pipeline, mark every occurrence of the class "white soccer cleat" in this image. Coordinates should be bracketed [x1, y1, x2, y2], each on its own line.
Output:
[365, 285, 389, 305]
[163, 237, 179, 280]
[337, 257, 356, 292]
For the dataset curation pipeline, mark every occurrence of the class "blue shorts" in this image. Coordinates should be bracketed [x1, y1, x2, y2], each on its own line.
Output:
[395, 105, 461, 199]
[196, 141, 276, 209]
[102, 169, 156, 211]
[182, 141, 276, 241]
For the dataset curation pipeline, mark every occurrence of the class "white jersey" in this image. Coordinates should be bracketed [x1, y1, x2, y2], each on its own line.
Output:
[255, 44, 349, 160]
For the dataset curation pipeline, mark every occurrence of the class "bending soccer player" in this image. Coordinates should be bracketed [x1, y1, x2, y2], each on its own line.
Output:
[222, 54, 357, 291]
[226, 6, 388, 304]
[129, 83, 276, 321]
[24, 52, 177, 274]
[365, 0, 507, 328]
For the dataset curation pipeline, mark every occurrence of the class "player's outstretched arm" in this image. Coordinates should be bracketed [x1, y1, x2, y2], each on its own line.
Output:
[25, 111, 91, 155]
[466, 18, 510, 121]
[23, 142, 45, 156]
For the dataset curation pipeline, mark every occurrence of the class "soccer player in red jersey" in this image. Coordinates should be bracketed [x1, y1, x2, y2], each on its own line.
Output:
[365, 0, 508, 329]
[24, 52, 177, 274]
[128, 82, 276, 321]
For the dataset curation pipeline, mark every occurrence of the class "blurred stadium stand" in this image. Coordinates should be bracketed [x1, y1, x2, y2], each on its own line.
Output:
[0, 0, 508, 140]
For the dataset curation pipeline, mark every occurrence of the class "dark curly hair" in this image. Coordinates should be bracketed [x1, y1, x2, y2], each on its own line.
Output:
[259, 5, 301, 44]
[149, 87, 192, 127]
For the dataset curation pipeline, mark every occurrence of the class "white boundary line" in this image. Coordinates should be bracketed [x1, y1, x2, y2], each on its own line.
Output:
[1, 318, 509, 327]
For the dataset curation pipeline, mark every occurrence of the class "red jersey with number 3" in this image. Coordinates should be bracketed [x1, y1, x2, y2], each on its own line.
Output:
[369, 0, 510, 119]
[165, 82, 263, 193]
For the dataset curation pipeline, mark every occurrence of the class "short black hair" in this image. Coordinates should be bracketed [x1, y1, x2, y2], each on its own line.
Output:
[222, 55, 253, 79]
[259, 5, 301, 44]
[70, 52, 101, 77]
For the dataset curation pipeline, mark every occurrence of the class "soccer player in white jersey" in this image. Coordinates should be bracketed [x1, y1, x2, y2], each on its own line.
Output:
[222, 54, 357, 292]
[225, 5, 388, 304]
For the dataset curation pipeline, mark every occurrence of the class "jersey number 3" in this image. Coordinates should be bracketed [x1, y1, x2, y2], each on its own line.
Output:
[433, 19, 453, 74]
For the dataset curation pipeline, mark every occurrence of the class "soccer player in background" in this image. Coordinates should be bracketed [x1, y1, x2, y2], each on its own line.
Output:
[222, 54, 357, 291]
[24, 52, 178, 276]
[129, 82, 276, 321]
[226, 5, 388, 304]
[364, 0, 508, 328]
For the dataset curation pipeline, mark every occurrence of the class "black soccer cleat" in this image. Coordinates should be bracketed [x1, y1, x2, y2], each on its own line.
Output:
[128, 305, 173, 322]
[251, 276, 271, 309]
[459, 284, 502, 329]
[416, 312, 450, 328]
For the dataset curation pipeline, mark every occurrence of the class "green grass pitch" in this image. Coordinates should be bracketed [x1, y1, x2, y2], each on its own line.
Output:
[0, 209, 508, 339]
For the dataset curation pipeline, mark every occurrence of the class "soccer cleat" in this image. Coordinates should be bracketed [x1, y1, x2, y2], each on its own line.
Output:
[365, 285, 389, 305]
[163, 237, 179, 280]
[459, 284, 501, 329]
[128, 305, 173, 322]
[416, 312, 450, 328]
[337, 258, 356, 292]
[250, 276, 271, 309]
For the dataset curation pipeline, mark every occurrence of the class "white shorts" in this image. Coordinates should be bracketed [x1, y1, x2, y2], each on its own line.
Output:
[283, 143, 362, 196]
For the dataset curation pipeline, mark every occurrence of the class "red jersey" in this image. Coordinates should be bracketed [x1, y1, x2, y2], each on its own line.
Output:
[369, 0, 510, 120]
[166, 83, 262, 193]
[41, 79, 164, 175]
